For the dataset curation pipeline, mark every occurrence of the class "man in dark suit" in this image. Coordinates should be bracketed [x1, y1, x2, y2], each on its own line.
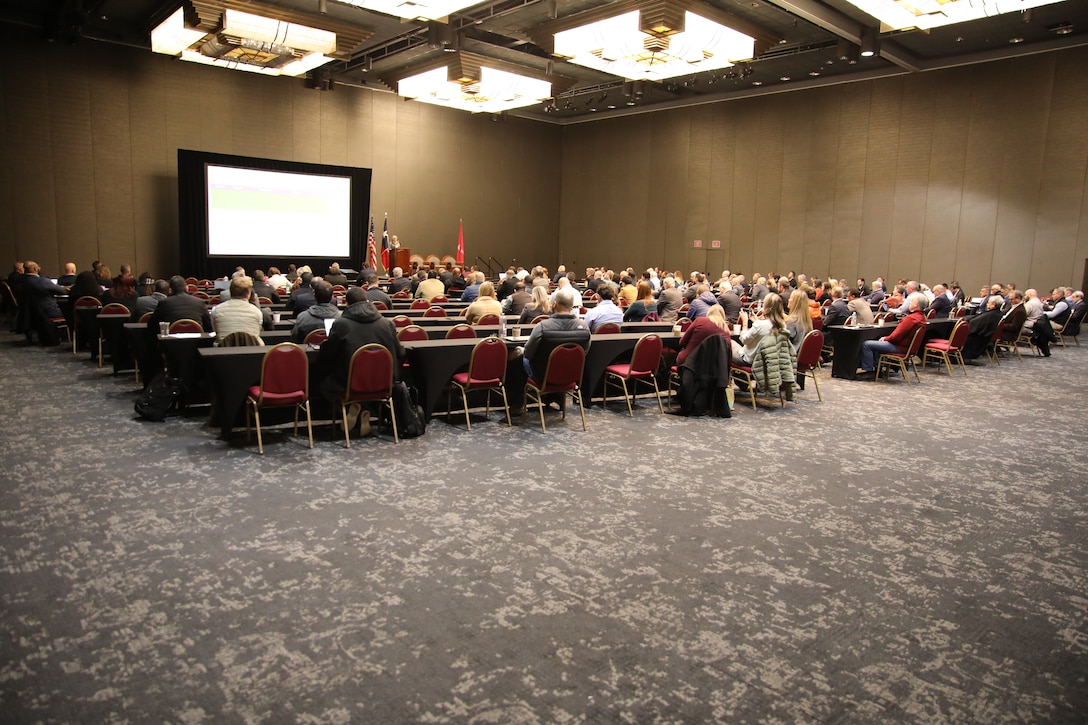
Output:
[823, 286, 851, 328]
[996, 290, 1027, 346]
[962, 295, 1004, 360]
[250, 270, 280, 304]
[929, 284, 953, 319]
[285, 272, 316, 315]
[362, 273, 392, 309]
[716, 287, 743, 326]
[323, 263, 348, 287]
[149, 276, 211, 332]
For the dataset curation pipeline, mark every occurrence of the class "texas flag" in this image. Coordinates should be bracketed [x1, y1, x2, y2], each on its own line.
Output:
[380, 217, 391, 271]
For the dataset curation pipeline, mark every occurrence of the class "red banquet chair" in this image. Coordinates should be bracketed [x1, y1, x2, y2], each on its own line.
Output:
[594, 322, 622, 335]
[392, 315, 413, 329]
[876, 327, 925, 384]
[423, 307, 448, 318]
[397, 325, 428, 342]
[71, 295, 102, 354]
[446, 324, 476, 340]
[447, 337, 511, 430]
[603, 334, 664, 416]
[795, 329, 825, 401]
[168, 319, 203, 334]
[334, 343, 398, 447]
[245, 343, 313, 454]
[303, 329, 327, 345]
[410, 299, 431, 310]
[524, 343, 587, 432]
[476, 314, 502, 326]
[922, 318, 969, 376]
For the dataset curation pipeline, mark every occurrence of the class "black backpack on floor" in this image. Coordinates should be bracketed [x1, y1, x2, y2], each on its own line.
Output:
[135, 372, 187, 422]
[391, 381, 426, 438]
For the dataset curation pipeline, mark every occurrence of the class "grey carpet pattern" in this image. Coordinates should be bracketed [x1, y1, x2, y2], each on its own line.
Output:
[2, 332, 1087, 723]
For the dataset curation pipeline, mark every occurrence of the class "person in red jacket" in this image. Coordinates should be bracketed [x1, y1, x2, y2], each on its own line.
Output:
[858, 293, 928, 377]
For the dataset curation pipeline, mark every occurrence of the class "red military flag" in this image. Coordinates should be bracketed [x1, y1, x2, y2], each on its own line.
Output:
[366, 216, 378, 273]
[456, 219, 464, 266]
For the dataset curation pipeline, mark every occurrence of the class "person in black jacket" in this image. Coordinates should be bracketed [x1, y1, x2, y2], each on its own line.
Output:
[521, 289, 590, 382]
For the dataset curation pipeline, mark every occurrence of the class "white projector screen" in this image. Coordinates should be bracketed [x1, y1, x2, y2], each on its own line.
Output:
[206, 165, 352, 258]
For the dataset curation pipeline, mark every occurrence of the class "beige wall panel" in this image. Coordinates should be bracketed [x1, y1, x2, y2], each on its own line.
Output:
[47, 53, 97, 273]
[196, 69, 235, 155]
[509, 121, 563, 269]
[991, 57, 1050, 290]
[774, 92, 813, 281]
[4, 48, 58, 265]
[652, 112, 693, 272]
[828, 83, 872, 282]
[230, 74, 274, 159]
[754, 95, 785, 274]
[393, 101, 422, 238]
[319, 90, 350, 165]
[127, 58, 173, 277]
[686, 107, 714, 270]
[800, 88, 842, 277]
[857, 79, 902, 282]
[957, 69, 1005, 291]
[369, 93, 399, 232]
[887, 75, 933, 283]
[707, 106, 737, 273]
[1033, 50, 1088, 289]
[344, 90, 374, 170]
[88, 51, 136, 273]
[920, 67, 971, 286]
[286, 82, 320, 162]
[416, 106, 464, 254]
[729, 102, 760, 274]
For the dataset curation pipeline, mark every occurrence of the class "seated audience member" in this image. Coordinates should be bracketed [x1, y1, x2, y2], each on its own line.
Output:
[846, 287, 875, 325]
[388, 267, 412, 295]
[582, 284, 624, 331]
[324, 263, 348, 287]
[677, 304, 730, 366]
[866, 280, 885, 306]
[495, 268, 518, 301]
[732, 292, 787, 365]
[7, 260, 25, 289]
[949, 281, 966, 307]
[804, 286, 822, 321]
[823, 286, 850, 328]
[134, 279, 170, 317]
[748, 276, 770, 303]
[785, 289, 814, 351]
[962, 295, 1005, 360]
[996, 290, 1027, 345]
[447, 267, 466, 290]
[929, 284, 953, 318]
[21, 261, 67, 340]
[284, 264, 299, 284]
[464, 282, 504, 325]
[291, 280, 341, 342]
[314, 287, 404, 430]
[550, 276, 583, 310]
[57, 262, 77, 287]
[857, 292, 928, 377]
[415, 271, 445, 302]
[363, 273, 392, 309]
[266, 266, 288, 292]
[212, 275, 264, 345]
[687, 284, 718, 319]
[149, 276, 211, 332]
[623, 281, 657, 322]
[94, 263, 113, 289]
[521, 289, 590, 381]
[285, 272, 316, 314]
[250, 270, 280, 304]
[67, 270, 105, 320]
[716, 285, 743, 325]
[1021, 288, 1056, 356]
[618, 276, 639, 307]
[519, 285, 552, 324]
[657, 277, 684, 323]
[1044, 287, 1073, 329]
[101, 273, 138, 312]
[1023, 289, 1045, 332]
[460, 271, 485, 303]
[502, 280, 532, 317]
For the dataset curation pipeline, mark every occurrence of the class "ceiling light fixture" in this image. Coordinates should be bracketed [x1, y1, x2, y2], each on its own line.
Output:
[336, 0, 480, 22]
[535, 0, 777, 82]
[383, 52, 568, 114]
[839, 0, 1066, 32]
[859, 27, 879, 57]
[151, 5, 342, 78]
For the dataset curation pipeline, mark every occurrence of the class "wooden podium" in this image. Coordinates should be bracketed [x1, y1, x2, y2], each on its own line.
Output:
[394, 248, 411, 271]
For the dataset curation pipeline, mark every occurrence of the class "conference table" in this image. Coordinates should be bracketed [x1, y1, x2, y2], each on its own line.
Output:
[825, 317, 958, 379]
[198, 326, 678, 438]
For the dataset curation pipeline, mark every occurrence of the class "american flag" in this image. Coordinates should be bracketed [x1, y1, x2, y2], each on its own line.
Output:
[366, 216, 378, 273]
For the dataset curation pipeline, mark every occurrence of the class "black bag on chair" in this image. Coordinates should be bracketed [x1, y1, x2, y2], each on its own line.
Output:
[392, 381, 426, 438]
[135, 372, 187, 421]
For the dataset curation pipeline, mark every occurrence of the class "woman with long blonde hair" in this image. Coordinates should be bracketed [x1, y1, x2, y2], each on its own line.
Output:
[518, 283, 552, 324]
[786, 288, 813, 350]
[733, 292, 786, 364]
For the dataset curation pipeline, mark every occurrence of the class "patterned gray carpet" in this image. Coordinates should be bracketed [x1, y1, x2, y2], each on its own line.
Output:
[2, 331, 1086, 723]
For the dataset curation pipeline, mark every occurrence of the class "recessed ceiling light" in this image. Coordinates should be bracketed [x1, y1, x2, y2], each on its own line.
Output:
[1009, 36, 1024, 43]
[1049, 22, 1073, 34]
[779, 76, 791, 81]
[752, 80, 763, 85]
[809, 71, 821, 76]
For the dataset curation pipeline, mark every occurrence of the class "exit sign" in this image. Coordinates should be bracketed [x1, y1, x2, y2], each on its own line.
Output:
[693, 239, 703, 248]
[711, 240, 721, 249]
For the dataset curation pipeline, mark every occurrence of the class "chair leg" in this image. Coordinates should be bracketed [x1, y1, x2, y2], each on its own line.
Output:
[252, 405, 264, 454]
[620, 377, 633, 416]
[387, 396, 399, 443]
[303, 401, 313, 449]
[810, 370, 822, 401]
[340, 402, 351, 449]
[461, 386, 471, 430]
[650, 376, 663, 413]
[499, 385, 511, 426]
[535, 390, 547, 432]
[574, 388, 587, 431]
